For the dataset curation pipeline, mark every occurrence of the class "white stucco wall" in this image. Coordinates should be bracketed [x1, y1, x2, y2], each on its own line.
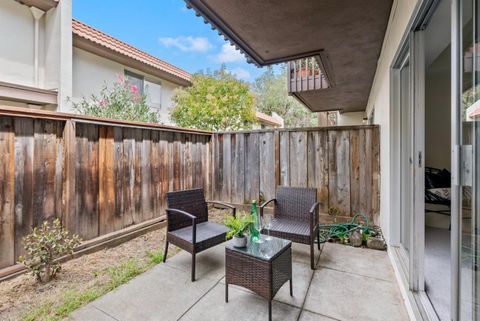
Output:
[337, 111, 365, 126]
[72, 47, 180, 123]
[0, 0, 40, 87]
[365, 0, 420, 243]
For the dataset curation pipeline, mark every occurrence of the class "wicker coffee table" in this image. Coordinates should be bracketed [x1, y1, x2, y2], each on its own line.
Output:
[225, 236, 292, 321]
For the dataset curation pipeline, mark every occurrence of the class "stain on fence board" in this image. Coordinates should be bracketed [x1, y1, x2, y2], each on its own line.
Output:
[307, 131, 329, 213]
[13, 118, 34, 259]
[0, 118, 14, 268]
[279, 131, 290, 186]
[259, 132, 275, 202]
[75, 123, 99, 240]
[221, 134, 232, 201]
[231, 133, 245, 204]
[113, 127, 124, 230]
[328, 130, 351, 216]
[99, 126, 116, 234]
[245, 133, 260, 203]
[289, 131, 307, 187]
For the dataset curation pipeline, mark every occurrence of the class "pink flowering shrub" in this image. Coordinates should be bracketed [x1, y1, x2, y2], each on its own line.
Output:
[73, 77, 158, 123]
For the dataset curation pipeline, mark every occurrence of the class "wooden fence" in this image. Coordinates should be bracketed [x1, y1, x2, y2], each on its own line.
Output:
[0, 108, 211, 269]
[0, 107, 380, 272]
[212, 126, 380, 224]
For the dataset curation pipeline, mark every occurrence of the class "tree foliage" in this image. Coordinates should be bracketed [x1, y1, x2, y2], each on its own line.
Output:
[170, 68, 256, 131]
[252, 65, 318, 128]
[73, 76, 158, 123]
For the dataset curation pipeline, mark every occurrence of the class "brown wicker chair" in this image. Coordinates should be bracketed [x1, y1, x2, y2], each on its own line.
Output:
[163, 188, 236, 281]
[260, 186, 320, 269]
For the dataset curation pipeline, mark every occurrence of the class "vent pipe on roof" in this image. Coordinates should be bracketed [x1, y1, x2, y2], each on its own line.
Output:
[30, 6, 45, 87]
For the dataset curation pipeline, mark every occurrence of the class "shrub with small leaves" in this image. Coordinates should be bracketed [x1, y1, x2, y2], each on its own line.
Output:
[19, 219, 81, 283]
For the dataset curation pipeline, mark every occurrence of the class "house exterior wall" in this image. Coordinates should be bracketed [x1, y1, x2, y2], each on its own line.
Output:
[337, 111, 365, 126]
[72, 47, 180, 123]
[0, 0, 41, 88]
[0, 0, 72, 110]
[365, 0, 420, 244]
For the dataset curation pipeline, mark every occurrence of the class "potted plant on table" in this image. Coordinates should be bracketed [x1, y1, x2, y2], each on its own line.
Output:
[223, 212, 255, 248]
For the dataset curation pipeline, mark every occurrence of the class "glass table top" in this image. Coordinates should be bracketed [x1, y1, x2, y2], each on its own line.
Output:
[226, 235, 291, 262]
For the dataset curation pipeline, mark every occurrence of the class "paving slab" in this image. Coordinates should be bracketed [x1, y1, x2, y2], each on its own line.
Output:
[319, 243, 395, 282]
[274, 261, 314, 308]
[72, 264, 219, 321]
[68, 306, 117, 321]
[291, 242, 322, 266]
[179, 282, 301, 321]
[304, 267, 409, 321]
[164, 243, 226, 281]
[298, 310, 339, 321]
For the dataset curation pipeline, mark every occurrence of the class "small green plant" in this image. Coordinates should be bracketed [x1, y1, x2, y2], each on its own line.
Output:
[223, 212, 255, 239]
[106, 259, 146, 290]
[146, 249, 164, 265]
[337, 231, 349, 245]
[19, 219, 81, 283]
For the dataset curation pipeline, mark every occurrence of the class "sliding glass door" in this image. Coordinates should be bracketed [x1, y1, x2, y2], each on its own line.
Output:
[400, 54, 413, 257]
[455, 0, 480, 319]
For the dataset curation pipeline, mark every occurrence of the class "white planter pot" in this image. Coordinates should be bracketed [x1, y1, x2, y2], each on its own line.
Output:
[232, 235, 247, 248]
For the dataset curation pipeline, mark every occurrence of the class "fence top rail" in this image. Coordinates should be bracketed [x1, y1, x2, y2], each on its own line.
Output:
[0, 105, 213, 136]
[214, 124, 379, 135]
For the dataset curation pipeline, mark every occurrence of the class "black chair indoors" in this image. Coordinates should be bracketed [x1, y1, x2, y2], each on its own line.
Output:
[163, 188, 236, 281]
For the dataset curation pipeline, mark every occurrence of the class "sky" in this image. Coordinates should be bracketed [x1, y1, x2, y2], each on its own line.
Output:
[73, 0, 269, 82]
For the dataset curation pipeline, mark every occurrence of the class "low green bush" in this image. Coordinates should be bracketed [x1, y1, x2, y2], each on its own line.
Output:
[19, 219, 81, 283]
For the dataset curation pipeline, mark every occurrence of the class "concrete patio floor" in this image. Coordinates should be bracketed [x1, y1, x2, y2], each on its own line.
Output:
[69, 242, 409, 321]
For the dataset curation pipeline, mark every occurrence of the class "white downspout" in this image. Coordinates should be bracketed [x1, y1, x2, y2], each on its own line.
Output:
[30, 7, 45, 87]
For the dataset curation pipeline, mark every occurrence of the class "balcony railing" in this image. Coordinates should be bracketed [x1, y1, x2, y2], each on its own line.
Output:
[288, 57, 328, 93]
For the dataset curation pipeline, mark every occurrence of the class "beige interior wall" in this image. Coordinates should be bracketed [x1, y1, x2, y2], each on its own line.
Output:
[425, 47, 451, 171]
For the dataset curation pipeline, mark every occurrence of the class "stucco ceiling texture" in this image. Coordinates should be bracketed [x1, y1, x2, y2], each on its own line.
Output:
[188, 0, 393, 112]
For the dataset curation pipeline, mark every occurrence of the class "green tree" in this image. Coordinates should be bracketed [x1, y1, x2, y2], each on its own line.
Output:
[73, 76, 158, 123]
[170, 68, 256, 131]
[252, 65, 317, 128]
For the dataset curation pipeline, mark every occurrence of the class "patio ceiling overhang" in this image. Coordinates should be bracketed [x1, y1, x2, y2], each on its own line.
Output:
[185, 0, 393, 113]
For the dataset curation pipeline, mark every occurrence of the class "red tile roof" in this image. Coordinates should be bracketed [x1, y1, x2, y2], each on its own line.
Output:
[469, 107, 480, 118]
[255, 111, 283, 127]
[72, 19, 192, 84]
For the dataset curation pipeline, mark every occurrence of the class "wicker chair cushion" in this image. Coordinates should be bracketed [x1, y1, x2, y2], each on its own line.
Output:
[267, 218, 310, 236]
[170, 222, 228, 251]
[275, 186, 317, 222]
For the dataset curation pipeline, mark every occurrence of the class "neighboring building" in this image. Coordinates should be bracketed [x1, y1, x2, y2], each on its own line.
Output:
[186, 1, 479, 320]
[0, 0, 191, 124]
[254, 111, 283, 129]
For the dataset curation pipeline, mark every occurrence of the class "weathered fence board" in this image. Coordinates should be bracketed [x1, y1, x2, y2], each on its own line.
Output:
[213, 126, 380, 223]
[0, 113, 212, 269]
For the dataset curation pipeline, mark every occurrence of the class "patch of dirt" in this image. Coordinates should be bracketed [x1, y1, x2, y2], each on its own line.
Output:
[0, 207, 230, 321]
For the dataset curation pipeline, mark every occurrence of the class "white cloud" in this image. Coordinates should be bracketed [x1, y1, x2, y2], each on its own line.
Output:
[159, 36, 212, 53]
[231, 67, 251, 81]
[214, 44, 245, 63]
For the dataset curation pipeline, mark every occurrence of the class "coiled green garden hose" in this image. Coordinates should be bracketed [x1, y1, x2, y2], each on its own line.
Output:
[317, 212, 371, 243]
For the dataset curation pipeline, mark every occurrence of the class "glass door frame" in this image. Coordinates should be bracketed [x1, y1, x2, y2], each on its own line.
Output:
[390, 29, 426, 293]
